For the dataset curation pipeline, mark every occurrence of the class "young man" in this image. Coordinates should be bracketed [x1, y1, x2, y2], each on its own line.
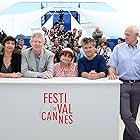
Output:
[21, 32, 54, 79]
[78, 37, 107, 80]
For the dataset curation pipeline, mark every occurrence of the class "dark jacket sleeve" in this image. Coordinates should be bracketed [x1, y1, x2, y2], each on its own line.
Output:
[11, 53, 21, 72]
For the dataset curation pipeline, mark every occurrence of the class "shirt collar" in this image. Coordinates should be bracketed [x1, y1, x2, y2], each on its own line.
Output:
[127, 40, 138, 48]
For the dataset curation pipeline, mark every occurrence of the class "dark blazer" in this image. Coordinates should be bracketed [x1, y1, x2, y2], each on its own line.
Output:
[0, 53, 21, 72]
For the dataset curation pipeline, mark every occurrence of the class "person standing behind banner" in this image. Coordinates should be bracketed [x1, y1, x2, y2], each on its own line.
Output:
[21, 32, 54, 79]
[0, 36, 22, 78]
[78, 37, 107, 80]
[108, 25, 140, 140]
[92, 26, 103, 47]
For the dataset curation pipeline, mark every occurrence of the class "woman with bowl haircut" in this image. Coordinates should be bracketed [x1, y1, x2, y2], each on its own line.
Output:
[0, 36, 22, 78]
[54, 48, 78, 77]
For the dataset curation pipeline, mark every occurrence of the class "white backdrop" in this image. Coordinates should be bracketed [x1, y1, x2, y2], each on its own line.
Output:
[0, 0, 140, 37]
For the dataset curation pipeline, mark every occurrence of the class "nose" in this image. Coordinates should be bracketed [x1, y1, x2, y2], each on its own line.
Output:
[9, 43, 15, 47]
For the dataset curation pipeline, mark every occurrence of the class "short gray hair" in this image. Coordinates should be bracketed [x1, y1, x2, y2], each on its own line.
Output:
[30, 32, 44, 41]
[125, 25, 139, 36]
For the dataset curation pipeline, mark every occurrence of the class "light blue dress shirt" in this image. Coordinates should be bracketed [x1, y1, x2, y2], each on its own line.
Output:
[108, 42, 140, 80]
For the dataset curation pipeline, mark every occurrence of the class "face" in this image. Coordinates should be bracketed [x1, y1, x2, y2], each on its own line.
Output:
[73, 29, 77, 34]
[18, 39, 24, 46]
[82, 43, 96, 58]
[51, 46, 57, 53]
[78, 30, 82, 36]
[124, 27, 138, 45]
[117, 39, 122, 44]
[96, 27, 100, 32]
[60, 52, 72, 65]
[54, 39, 59, 46]
[4, 40, 15, 53]
[59, 24, 64, 30]
[73, 46, 80, 52]
[30, 37, 44, 54]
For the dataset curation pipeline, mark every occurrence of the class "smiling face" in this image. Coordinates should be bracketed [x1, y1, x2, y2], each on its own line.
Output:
[2, 36, 16, 54]
[4, 40, 15, 53]
[81, 37, 96, 59]
[82, 43, 95, 58]
[60, 51, 73, 65]
[30, 33, 44, 55]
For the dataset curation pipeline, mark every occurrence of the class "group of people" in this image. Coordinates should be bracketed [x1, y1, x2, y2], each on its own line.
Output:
[0, 25, 140, 140]
[0, 32, 107, 79]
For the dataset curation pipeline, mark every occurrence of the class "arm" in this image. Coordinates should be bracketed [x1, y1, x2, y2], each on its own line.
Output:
[81, 70, 105, 80]
[0, 72, 22, 78]
[108, 66, 118, 80]
[43, 53, 54, 79]
[108, 45, 119, 80]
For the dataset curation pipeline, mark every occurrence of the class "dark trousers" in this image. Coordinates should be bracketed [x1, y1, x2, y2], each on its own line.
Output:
[120, 82, 140, 140]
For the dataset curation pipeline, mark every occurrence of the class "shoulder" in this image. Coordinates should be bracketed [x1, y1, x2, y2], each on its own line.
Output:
[71, 63, 77, 69]
[12, 53, 21, 60]
[43, 48, 55, 56]
[12, 53, 21, 58]
[78, 56, 85, 61]
[21, 47, 32, 55]
[95, 54, 105, 61]
[0, 54, 3, 61]
[54, 62, 61, 68]
[112, 42, 127, 53]
[115, 42, 126, 49]
[0, 53, 4, 58]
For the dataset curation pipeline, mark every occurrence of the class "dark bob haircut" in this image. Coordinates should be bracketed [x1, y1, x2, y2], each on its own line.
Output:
[59, 48, 74, 60]
[2, 36, 16, 46]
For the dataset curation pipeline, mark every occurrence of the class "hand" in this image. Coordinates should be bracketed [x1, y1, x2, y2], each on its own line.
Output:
[88, 70, 98, 80]
[108, 73, 118, 80]
[11, 72, 22, 78]
[43, 72, 53, 79]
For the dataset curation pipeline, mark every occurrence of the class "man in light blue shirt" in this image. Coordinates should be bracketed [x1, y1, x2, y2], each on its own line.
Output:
[108, 25, 140, 140]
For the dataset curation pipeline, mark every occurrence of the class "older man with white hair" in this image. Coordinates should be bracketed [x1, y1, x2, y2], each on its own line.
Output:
[21, 32, 54, 79]
[108, 25, 140, 140]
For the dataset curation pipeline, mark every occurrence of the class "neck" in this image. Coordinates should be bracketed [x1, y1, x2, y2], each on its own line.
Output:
[4, 51, 12, 58]
[61, 62, 70, 68]
[129, 40, 138, 46]
[86, 53, 97, 60]
[34, 50, 41, 56]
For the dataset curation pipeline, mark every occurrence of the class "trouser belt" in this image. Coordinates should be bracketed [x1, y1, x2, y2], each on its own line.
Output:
[119, 78, 140, 83]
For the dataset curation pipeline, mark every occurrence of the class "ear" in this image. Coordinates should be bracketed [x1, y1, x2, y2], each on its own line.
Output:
[136, 33, 139, 37]
[29, 39, 32, 46]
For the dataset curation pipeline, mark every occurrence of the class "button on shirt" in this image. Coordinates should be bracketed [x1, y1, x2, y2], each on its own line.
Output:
[108, 42, 140, 80]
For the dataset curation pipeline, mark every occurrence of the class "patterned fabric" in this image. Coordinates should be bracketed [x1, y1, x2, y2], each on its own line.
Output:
[54, 62, 78, 77]
[1, 63, 12, 73]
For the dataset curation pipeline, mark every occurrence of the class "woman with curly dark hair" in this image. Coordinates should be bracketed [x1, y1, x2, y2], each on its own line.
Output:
[0, 36, 22, 78]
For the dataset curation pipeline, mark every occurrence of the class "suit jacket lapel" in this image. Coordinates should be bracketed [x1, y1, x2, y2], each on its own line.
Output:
[38, 49, 46, 72]
[30, 50, 37, 71]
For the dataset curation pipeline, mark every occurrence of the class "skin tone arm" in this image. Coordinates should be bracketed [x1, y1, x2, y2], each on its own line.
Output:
[81, 70, 105, 80]
[108, 66, 118, 80]
[0, 72, 22, 78]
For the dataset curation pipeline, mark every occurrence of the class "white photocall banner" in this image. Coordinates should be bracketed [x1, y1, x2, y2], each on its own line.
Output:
[0, 78, 121, 140]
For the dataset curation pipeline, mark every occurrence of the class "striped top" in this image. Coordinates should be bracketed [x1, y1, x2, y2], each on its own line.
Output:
[54, 62, 78, 77]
